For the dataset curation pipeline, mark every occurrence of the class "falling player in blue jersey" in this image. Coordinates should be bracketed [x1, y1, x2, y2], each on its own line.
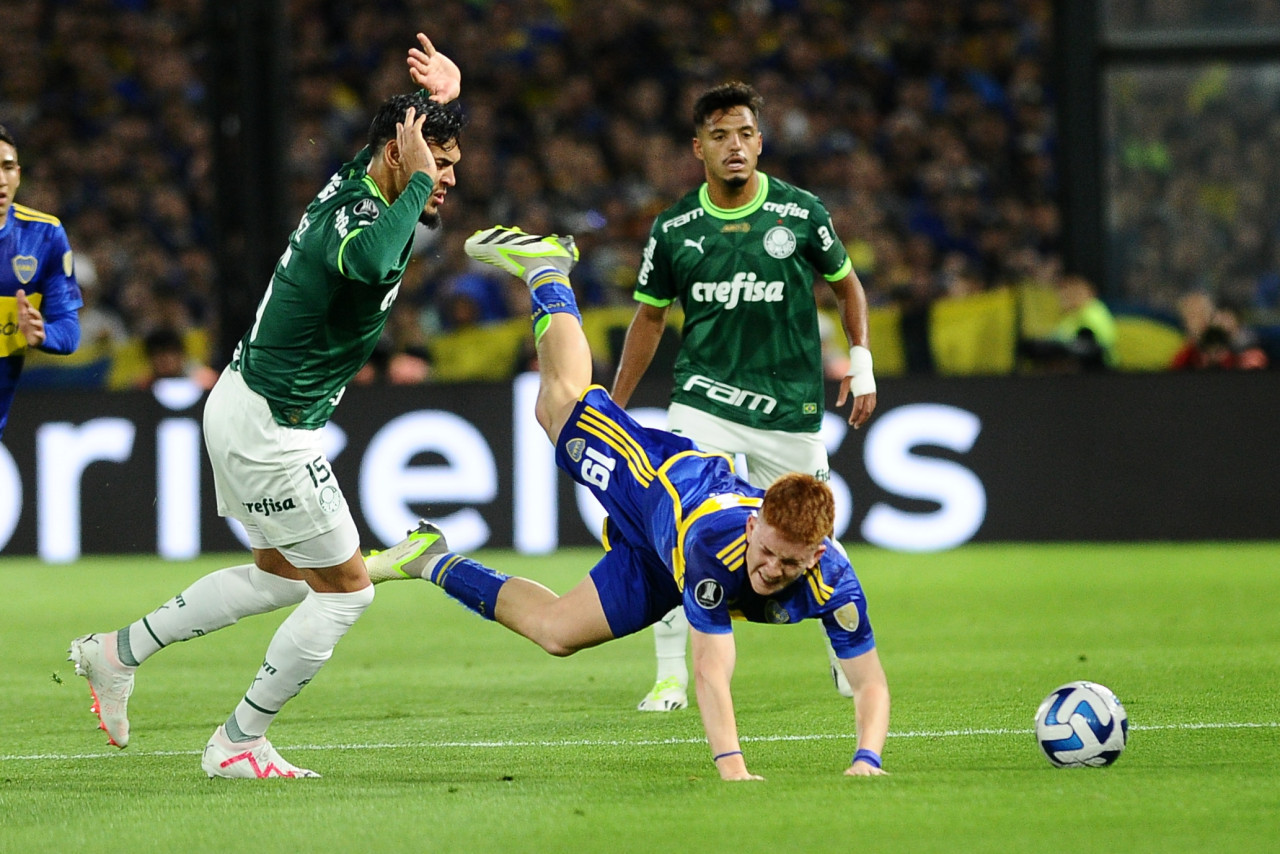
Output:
[0, 122, 82, 439]
[371, 226, 890, 780]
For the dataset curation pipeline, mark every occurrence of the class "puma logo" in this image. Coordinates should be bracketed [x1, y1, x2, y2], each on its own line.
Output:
[683, 236, 707, 254]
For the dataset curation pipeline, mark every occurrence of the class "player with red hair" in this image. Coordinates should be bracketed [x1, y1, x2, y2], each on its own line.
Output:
[374, 225, 891, 781]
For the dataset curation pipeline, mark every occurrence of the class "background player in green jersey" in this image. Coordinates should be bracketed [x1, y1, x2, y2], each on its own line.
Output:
[611, 82, 879, 712]
[69, 34, 463, 778]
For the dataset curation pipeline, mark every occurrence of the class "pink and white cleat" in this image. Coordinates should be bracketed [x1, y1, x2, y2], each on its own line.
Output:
[201, 725, 320, 779]
[67, 632, 135, 748]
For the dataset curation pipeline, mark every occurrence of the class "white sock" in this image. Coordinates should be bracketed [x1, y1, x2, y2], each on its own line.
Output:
[652, 606, 689, 686]
[119, 565, 309, 666]
[230, 586, 375, 739]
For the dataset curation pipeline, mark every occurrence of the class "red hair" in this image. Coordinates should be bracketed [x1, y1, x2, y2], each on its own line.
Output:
[760, 473, 834, 546]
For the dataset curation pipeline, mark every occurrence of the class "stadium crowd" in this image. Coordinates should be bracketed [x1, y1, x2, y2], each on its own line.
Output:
[2, 0, 1274, 388]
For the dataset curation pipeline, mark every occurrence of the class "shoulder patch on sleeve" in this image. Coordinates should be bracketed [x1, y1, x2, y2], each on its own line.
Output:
[694, 578, 724, 609]
[833, 602, 861, 632]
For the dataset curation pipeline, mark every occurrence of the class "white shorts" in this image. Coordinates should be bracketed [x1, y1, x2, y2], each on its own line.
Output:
[203, 367, 359, 568]
[666, 402, 829, 490]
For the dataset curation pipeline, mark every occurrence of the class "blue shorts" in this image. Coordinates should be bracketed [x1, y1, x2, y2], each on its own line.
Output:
[555, 387, 711, 637]
[588, 519, 682, 638]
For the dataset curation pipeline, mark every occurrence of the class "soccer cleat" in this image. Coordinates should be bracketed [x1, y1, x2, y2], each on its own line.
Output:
[366, 520, 449, 583]
[831, 661, 855, 699]
[637, 676, 688, 712]
[202, 725, 319, 779]
[464, 226, 578, 281]
[67, 632, 135, 748]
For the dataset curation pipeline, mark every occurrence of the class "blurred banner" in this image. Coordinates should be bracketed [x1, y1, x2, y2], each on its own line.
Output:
[2, 372, 1278, 561]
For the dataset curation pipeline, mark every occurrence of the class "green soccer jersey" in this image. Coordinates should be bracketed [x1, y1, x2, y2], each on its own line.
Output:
[232, 147, 433, 428]
[634, 172, 852, 433]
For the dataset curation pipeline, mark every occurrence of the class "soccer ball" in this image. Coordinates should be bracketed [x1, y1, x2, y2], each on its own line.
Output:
[1034, 681, 1129, 768]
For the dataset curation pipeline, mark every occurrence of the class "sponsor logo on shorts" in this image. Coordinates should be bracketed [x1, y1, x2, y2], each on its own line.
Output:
[318, 485, 341, 514]
[566, 437, 586, 462]
[683, 374, 777, 414]
[694, 578, 724, 609]
[242, 496, 298, 516]
[814, 467, 830, 482]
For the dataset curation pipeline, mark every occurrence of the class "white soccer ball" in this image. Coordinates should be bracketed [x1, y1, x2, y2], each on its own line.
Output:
[1033, 680, 1129, 768]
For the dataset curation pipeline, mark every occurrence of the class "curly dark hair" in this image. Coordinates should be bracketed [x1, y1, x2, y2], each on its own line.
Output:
[692, 82, 763, 130]
[0, 122, 15, 147]
[367, 92, 464, 153]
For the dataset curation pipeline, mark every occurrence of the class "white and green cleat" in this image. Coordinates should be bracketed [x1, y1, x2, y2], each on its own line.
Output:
[366, 520, 449, 584]
[464, 226, 578, 281]
[636, 676, 688, 712]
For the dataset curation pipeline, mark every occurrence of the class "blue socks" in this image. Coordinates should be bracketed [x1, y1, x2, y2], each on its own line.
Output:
[528, 270, 581, 343]
[430, 553, 510, 620]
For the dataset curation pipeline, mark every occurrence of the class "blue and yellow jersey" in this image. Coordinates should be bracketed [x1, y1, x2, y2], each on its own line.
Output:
[1, 203, 83, 433]
[556, 386, 875, 657]
[679, 511, 875, 658]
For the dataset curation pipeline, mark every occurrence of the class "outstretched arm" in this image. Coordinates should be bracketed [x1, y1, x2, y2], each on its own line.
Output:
[838, 647, 890, 776]
[690, 627, 763, 781]
[407, 33, 461, 104]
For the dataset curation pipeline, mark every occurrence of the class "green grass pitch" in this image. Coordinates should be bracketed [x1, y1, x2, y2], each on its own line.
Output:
[2, 543, 1278, 853]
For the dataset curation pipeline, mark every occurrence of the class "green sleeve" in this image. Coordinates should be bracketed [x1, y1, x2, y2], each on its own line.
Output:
[338, 173, 433, 283]
[633, 222, 677, 305]
[806, 198, 851, 280]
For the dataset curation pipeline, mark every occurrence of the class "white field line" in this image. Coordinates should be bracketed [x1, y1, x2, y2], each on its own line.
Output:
[2, 720, 1276, 763]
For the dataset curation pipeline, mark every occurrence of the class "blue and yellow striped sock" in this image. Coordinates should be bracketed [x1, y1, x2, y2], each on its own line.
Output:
[429, 553, 510, 621]
[528, 269, 582, 344]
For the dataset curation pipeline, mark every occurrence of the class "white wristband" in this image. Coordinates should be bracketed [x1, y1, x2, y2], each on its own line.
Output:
[846, 345, 876, 396]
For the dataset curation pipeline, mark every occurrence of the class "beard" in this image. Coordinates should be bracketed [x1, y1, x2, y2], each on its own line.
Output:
[419, 209, 441, 229]
[723, 172, 749, 189]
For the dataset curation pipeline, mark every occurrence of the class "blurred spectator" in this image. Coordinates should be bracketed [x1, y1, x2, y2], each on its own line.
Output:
[1018, 274, 1116, 372]
[134, 325, 216, 390]
[1171, 296, 1270, 370]
[20, 0, 1218, 382]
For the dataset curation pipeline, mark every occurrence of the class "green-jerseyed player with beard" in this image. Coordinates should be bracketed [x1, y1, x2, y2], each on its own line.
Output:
[69, 35, 464, 778]
[612, 82, 879, 712]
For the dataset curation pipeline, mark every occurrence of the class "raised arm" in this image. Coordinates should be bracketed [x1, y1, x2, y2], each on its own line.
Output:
[690, 626, 764, 781]
[838, 647, 890, 776]
[609, 302, 669, 408]
[406, 33, 461, 104]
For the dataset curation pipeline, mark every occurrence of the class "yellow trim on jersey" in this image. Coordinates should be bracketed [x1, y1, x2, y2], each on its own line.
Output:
[654, 449, 734, 529]
[12, 203, 62, 226]
[576, 383, 606, 402]
[716, 533, 747, 571]
[805, 565, 835, 605]
[583, 404, 655, 478]
[579, 405, 657, 486]
[670, 494, 760, 591]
